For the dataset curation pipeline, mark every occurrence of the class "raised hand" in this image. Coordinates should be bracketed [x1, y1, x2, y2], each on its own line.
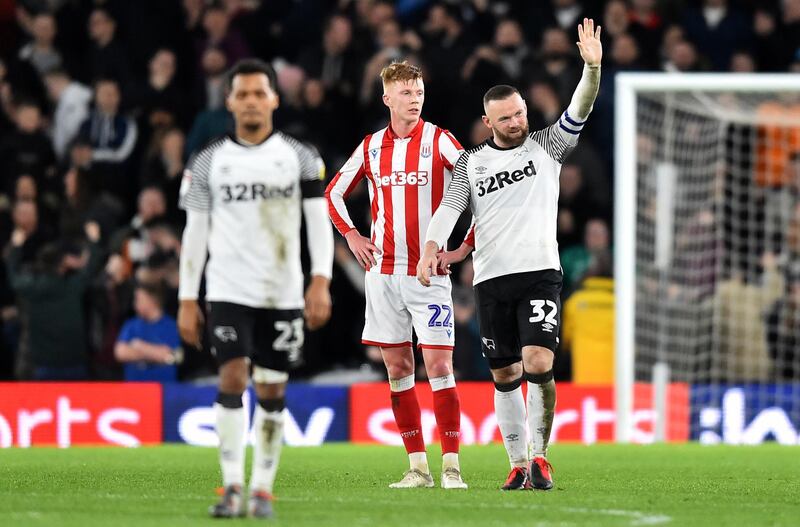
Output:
[576, 18, 602, 66]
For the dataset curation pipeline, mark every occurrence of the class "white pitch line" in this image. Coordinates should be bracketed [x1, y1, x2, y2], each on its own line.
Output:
[277, 495, 672, 526]
[15, 491, 672, 526]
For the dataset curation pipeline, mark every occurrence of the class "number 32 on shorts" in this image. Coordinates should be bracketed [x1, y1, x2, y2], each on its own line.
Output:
[529, 299, 558, 325]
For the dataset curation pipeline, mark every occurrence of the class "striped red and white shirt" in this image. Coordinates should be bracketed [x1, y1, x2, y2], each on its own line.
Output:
[326, 119, 464, 275]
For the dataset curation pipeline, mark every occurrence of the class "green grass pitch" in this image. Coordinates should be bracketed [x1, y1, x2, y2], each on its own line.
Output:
[1, 443, 798, 526]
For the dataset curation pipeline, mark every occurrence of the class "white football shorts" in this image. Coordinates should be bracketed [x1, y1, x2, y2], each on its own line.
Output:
[362, 272, 455, 350]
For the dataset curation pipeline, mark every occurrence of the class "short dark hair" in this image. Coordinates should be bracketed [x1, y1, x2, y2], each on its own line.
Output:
[483, 84, 521, 108]
[226, 58, 278, 92]
[135, 281, 164, 307]
[93, 76, 119, 89]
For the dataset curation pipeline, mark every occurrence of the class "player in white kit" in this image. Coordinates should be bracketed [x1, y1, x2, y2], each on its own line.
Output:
[326, 61, 469, 489]
[418, 19, 602, 491]
[178, 59, 334, 518]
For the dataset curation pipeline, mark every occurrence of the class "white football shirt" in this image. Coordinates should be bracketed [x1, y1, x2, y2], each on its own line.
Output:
[438, 110, 584, 285]
[179, 132, 325, 309]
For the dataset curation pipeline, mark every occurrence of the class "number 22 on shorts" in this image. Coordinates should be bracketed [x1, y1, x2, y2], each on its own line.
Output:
[427, 304, 453, 328]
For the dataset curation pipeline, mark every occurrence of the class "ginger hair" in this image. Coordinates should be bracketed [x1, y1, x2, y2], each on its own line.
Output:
[379, 61, 423, 89]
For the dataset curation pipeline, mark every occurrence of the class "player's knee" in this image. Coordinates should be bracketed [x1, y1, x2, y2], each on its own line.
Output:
[386, 361, 414, 379]
[522, 346, 554, 374]
[382, 348, 414, 378]
[424, 359, 452, 378]
[490, 361, 523, 384]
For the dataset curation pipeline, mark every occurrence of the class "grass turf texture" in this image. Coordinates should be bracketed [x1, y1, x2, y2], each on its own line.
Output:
[1, 444, 798, 526]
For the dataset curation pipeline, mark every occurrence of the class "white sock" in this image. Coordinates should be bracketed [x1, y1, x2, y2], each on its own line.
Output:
[214, 402, 246, 488]
[494, 385, 528, 468]
[409, 451, 430, 474]
[527, 379, 556, 458]
[250, 405, 284, 494]
[442, 452, 460, 471]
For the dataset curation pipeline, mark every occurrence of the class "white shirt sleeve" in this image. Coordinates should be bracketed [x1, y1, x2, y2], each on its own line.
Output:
[178, 209, 210, 301]
[303, 197, 334, 279]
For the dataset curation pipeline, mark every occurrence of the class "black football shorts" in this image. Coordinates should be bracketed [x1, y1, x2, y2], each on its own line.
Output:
[474, 269, 563, 370]
[207, 302, 304, 371]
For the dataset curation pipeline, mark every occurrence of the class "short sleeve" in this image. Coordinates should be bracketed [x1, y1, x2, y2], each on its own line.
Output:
[117, 319, 135, 344]
[179, 141, 222, 212]
[438, 129, 464, 170]
[281, 133, 326, 198]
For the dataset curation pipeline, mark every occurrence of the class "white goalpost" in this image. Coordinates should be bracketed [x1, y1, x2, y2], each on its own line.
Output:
[614, 73, 800, 443]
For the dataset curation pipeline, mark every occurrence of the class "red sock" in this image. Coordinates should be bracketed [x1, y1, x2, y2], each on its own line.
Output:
[390, 387, 425, 454]
[432, 387, 461, 454]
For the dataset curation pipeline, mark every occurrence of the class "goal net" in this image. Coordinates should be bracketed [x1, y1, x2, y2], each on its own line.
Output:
[614, 74, 800, 444]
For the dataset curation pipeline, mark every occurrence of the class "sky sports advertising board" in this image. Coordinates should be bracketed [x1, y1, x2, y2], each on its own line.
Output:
[0, 382, 798, 447]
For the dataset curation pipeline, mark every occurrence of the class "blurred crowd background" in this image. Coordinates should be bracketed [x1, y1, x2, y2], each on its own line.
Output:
[0, 0, 798, 384]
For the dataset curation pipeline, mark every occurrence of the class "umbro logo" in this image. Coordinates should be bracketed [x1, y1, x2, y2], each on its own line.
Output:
[214, 326, 238, 343]
[475, 166, 487, 174]
[505, 433, 519, 441]
[481, 337, 495, 350]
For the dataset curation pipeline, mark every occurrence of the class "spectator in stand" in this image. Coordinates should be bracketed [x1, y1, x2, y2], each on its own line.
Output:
[140, 49, 188, 138]
[140, 127, 186, 221]
[753, 8, 785, 72]
[628, 0, 664, 66]
[730, 51, 756, 73]
[663, 39, 702, 72]
[558, 164, 607, 249]
[114, 282, 181, 383]
[78, 78, 138, 209]
[110, 185, 168, 268]
[90, 253, 134, 380]
[682, 0, 753, 71]
[526, 79, 562, 130]
[530, 27, 582, 103]
[18, 13, 62, 76]
[196, 5, 250, 73]
[298, 13, 361, 104]
[562, 218, 612, 296]
[781, 0, 800, 69]
[6, 221, 103, 380]
[87, 8, 132, 93]
[0, 99, 56, 189]
[59, 165, 122, 243]
[198, 47, 228, 111]
[43, 68, 92, 161]
[10, 199, 53, 265]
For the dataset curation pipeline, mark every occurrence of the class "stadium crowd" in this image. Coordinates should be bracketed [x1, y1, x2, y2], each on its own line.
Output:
[0, 0, 798, 383]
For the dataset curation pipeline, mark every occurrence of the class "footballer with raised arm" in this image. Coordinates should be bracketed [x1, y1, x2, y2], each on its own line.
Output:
[418, 19, 602, 491]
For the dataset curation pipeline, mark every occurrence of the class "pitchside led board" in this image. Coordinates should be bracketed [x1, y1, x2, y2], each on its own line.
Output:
[0, 382, 798, 447]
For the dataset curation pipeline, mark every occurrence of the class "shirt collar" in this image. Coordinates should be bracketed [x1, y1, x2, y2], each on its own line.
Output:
[386, 118, 424, 140]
